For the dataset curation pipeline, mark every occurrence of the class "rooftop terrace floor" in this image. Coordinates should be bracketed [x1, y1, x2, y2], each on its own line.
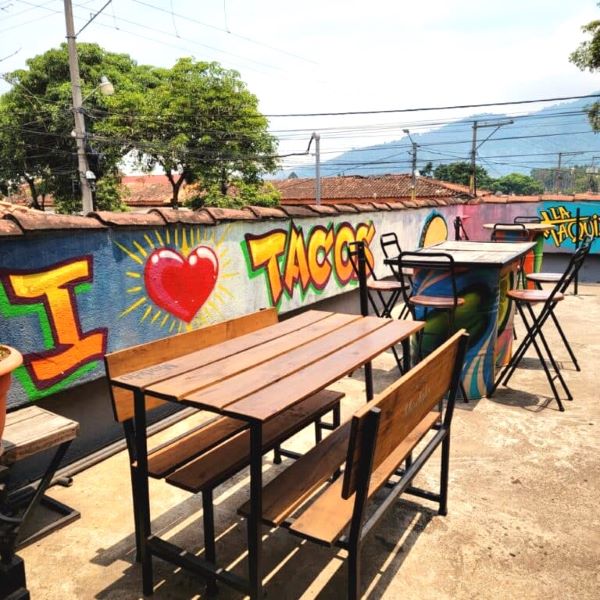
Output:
[20, 284, 600, 599]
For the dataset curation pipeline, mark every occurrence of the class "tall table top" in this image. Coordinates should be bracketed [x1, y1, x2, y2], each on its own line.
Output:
[391, 240, 536, 267]
[110, 310, 424, 423]
[482, 222, 554, 232]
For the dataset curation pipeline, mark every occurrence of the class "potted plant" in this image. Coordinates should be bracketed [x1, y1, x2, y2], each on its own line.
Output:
[0, 345, 22, 455]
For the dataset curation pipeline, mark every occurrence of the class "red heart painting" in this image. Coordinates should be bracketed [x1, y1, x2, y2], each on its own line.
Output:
[144, 246, 219, 322]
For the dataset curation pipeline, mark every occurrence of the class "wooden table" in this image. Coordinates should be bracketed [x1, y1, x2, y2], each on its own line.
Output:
[386, 241, 534, 400]
[483, 223, 555, 287]
[109, 310, 424, 599]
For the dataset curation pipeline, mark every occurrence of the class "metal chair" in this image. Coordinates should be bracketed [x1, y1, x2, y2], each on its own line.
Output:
[379, 232, 412, 319]
[393, 251, 469, 401]
[490, 222, 529, 242]
[348, 241, 406, 373]
[492, 238, 592, 411]
[347, 241, 406, 319]
[514, 215, 541, 224]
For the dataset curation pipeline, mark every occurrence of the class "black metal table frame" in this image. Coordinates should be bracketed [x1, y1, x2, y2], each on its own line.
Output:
[128, 335, 412, 599]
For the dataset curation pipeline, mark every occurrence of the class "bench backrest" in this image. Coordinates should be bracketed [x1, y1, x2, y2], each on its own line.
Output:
[342, 329, 468, 499]
[105, 308, 278, 422]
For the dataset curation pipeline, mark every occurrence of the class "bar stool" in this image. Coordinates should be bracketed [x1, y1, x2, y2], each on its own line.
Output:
[493, 238, 592, 410]
[491, 223, 529, 289]
[394, 251, 469, 401]
[379, 232, 412, 319]
[514, 216, 541, 224]
[349, 241, 407, 373]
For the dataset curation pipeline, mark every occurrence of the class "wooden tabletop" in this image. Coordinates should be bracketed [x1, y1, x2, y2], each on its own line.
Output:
[407, 240, 536, 266]
[110, 310, 424, 423]
[482, 222, 555, 232]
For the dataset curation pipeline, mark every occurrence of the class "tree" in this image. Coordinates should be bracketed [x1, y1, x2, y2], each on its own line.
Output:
[0, 43, 142, 211]
[188, 180, 281, 209]
[433, 161, 494, 189]
[490, 173, 544, 196]
[570, 6, 600, 130]
[420, 161, 434, 177]
[121, 58, 278, 208]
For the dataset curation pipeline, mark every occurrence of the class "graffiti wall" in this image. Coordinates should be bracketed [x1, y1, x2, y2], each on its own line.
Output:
[539, 202, 600, 253]
[0, 206, 460, 408]
[462, 200, 600, 254]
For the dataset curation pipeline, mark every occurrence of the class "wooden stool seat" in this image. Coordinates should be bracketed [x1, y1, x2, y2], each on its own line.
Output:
[508, 289, 565, 304]
[366, 279, 405, 292]
[410, 295, 466, 309]
[527, 272, 562, 283]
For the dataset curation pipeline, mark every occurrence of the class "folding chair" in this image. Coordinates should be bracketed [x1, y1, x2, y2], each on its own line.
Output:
[453, 216, 470, 241]
[379, 232, 412, 319]
[349, 241, 406, 373]
[514, 215, 541, 224]
[490, 222, 529, 242]
[393, 251, 469, 401]
[492, 238, 592, 410]
[347, 240, 405, 319]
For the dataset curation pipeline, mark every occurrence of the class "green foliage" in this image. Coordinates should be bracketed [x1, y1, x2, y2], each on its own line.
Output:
[433, 161, 494, 189]
[531, 166, 600, 193]
[188, 180, 281, 209]
[490, 173, 544, 196]
[0, 43, 144, 210]
[570, 6, 600, 131]
[115, 58, 279, 207]
[420, 161, 434, 177]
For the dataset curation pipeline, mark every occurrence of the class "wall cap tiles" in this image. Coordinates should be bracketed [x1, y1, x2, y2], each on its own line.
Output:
[200, 207, 257, 222]
[90, 211, 164, 227]
[6, 211, 106, 232]
[242, 206, 289, 219]
[149, 208, 216, 225]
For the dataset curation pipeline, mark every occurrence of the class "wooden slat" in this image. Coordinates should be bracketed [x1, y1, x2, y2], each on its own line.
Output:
[343, 331, 464, 498]
[216, 319, 424, 421]
[165, 316, 397, 410]
[147, 416, 246, 478]
[0, 406, 79, 465]
[107, 308, 283, 422]
[146, 313, 359, 399]
[112, 310, 332, 391]
[289, 411, 440, 546]
[166, 389, 343, 493]
[237, 420, 351, 526]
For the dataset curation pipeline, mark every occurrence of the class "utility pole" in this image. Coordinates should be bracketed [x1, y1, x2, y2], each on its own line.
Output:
[555, 151, 584, 193]
[470, 118, 513, 196]
[64, 0, 94, 213]
[307, 132, 321, 205]
[403, 129, 418, 200]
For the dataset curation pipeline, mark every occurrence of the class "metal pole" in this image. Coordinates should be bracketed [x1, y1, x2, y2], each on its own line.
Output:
[313, 131, 321, 205]
[64, 0, 94, 214]
[470, 121, 477, 196]
[411, 141, 417, 201]
[556, 152, 563, 194]
[574, 208, 581, 295]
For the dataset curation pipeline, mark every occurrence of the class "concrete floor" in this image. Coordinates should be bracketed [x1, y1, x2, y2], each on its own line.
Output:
[19, 285, 600, 599]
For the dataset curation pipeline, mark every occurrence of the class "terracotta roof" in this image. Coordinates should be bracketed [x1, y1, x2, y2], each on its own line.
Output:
[273, 174, 470, 204]
[120, 175, 195, 207]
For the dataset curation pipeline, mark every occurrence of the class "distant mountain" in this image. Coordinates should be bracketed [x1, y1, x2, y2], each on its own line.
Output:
[284, 96, 600, 179]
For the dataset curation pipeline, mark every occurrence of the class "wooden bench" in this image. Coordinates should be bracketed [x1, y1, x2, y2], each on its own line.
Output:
[0, 406, 79, 600]
[239, 330, 468, 600]
[104, 308, 343, 567]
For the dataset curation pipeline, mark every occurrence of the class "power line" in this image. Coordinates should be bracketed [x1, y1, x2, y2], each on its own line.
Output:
[264, 94, 600, 118]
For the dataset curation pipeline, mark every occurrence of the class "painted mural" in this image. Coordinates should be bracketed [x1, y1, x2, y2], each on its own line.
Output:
[2, 197, 590, 408]
[242, 220, 375, 307]
[540, 202, 600, 253]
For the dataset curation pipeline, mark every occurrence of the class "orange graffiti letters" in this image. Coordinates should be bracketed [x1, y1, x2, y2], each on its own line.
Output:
[244, 221, 375, 305]
[6, 257, 107, 389]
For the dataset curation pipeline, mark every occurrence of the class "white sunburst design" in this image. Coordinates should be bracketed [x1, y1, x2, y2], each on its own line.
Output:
[115, 225, 237, 332]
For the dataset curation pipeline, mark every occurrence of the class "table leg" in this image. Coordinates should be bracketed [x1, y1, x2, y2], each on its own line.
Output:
[364, 362, 374, 401]
[402, 338, 411, 373]
[248, 422, 263, 599]
[133, 390, 153, 595]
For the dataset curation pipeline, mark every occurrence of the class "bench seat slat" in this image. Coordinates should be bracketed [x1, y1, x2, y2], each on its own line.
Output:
[238, 420, 351, 526]
[166, 389, 343, 493]
[289, 411, 440, 546]
[0, 406, 79, 465]
[147, 416, 246, 478]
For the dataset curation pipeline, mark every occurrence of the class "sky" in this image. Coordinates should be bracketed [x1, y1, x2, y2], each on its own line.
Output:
[1, 0, 600, 172]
